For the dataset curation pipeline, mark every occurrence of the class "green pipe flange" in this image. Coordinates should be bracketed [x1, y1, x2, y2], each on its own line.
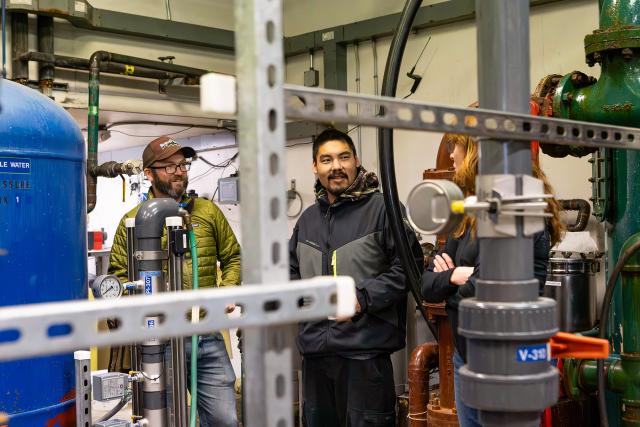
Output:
[585, 28, 640, 65]
[586, 28, 640, 53]
[562, 357, 584, 399]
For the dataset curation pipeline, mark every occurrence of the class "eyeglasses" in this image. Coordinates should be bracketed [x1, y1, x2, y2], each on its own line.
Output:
[150, 162, 191, 174]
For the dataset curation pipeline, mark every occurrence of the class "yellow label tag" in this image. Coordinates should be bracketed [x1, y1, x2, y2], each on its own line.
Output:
[124, 65, 135, 75]
[331, 251, 337, 277]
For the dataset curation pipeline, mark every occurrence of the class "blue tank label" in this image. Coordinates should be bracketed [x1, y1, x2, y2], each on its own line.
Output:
[0, 157, 31, 174]
[140, 271, 161, 295]
[516, 343, 550, 362]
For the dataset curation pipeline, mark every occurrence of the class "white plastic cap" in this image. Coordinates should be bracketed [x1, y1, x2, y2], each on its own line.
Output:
[125, 218, 136, 228]
[200, 73, 237, 114]
[333, 276, 357, 318]
[74, 350, 91, 360]
[165, 216, 183, 227]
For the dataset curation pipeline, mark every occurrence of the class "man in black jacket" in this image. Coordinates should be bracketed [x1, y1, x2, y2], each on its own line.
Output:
[289, 128, 423, 427]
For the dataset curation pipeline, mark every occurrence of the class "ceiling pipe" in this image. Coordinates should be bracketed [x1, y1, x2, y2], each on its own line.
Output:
[20, 52, 184, 80]
[86, 51, 211, 213]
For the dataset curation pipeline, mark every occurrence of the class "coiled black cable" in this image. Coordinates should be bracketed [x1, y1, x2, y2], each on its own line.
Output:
[378, 0, 436, 336]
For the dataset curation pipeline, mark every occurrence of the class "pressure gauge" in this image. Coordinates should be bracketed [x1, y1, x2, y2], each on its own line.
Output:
[91, 275, 123, 299]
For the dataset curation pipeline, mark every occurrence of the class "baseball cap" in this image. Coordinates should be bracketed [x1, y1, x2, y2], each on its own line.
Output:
[142, 136, 197, 169]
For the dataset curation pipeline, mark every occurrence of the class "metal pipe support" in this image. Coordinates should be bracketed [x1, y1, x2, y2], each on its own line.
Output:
[36, 15, 54, 96]
[126, 218, 144, 417]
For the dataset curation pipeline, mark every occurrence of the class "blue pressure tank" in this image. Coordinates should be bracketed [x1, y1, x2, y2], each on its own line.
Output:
[0, 80, 87, 425]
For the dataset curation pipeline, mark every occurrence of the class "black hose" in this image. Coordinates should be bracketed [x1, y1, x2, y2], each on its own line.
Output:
[597, 238, 640, 427]
[378, 0, 434, 334]
[94, 394, 131, 425]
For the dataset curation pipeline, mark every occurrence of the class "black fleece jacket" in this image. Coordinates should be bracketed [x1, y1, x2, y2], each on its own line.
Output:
[421, 228, 550, 362]
[290, 190, 423, 358]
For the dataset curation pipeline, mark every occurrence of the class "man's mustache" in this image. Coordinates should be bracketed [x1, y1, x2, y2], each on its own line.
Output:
[329, 172, 347, 179]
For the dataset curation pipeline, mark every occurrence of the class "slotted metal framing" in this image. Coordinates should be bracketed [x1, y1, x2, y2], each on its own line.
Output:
[234, 0, 294, 426]
[3, 1, 640, 425]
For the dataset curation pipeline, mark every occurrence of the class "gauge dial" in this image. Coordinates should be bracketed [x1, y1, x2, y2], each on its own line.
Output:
[91, 275, 123, 299]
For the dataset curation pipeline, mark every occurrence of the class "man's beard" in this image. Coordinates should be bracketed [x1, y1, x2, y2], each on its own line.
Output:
[152, 170, 188, 199]
[326, 171, 349, 197]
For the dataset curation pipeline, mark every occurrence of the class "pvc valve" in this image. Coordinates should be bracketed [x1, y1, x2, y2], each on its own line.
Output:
[549, 332, 609, 359]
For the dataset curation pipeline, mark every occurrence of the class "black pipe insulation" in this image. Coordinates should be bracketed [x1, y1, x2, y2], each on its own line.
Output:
[559, 199, 591, 232]
[10, 13, 28, 82]
[378, 0, 434, 329]
[90, 51, 209, 78]
[92, 161, 141, 178]
[20, 52, 184, 80]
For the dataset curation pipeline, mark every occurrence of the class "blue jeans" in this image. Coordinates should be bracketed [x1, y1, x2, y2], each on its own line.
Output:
[453, 350, 481, 427]
[185, 333, 238, 427]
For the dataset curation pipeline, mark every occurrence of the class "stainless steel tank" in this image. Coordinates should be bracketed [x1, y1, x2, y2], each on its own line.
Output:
[543, 256, 599, 332]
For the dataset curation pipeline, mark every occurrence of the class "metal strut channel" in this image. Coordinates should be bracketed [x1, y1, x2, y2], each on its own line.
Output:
[0, 277, 353, 362]
[284, 85, 640, 151]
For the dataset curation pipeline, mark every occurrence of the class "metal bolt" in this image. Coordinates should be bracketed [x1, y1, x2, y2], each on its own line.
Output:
[432, 397, 441, 410]
[561, 92, 574, 103]
[622, 48, 634, 60]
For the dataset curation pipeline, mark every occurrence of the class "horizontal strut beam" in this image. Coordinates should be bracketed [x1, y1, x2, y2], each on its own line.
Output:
[284, 85, 640, 151]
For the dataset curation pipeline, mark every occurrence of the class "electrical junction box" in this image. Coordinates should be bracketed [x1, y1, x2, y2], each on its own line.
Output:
[304, 69, 320, 87]
[94, 420, 131, 427]
[93, 372, 128, 401]
[218, 176, 240, 205]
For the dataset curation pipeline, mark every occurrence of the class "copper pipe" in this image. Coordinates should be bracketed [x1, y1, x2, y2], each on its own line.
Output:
[408, 341, 438, 426]
[436, 316, 456, 409]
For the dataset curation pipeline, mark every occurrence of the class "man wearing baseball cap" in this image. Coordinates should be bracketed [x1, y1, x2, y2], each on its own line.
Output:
[108, 136, 241, 426]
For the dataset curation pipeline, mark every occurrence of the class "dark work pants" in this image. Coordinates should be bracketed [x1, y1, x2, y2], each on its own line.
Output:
[302, 354, 396, 427]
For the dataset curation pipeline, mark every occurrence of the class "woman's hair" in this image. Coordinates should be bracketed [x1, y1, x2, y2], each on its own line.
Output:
[532, 163, 565, 247]
[447, 133, 478, 238]
[446, 133, 564, 246]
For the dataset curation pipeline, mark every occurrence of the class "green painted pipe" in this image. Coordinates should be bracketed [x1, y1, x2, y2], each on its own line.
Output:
[598, 0, 640, 29]
[551, 2, 640, 424]
[553, 55, 640, 127]
[86, 53, 101, 213]
[575, 358, 626, 394]
[188, 229, 199, 427]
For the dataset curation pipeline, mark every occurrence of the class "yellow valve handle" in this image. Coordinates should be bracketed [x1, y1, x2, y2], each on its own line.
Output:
[450, 200, 465, 214]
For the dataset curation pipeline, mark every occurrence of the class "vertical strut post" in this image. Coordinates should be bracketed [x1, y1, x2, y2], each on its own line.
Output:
[75, 350, 92, 427]
[126, 218, 144, 417]
[166, 217, 188, 427]
[234, 0, 293, 425]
